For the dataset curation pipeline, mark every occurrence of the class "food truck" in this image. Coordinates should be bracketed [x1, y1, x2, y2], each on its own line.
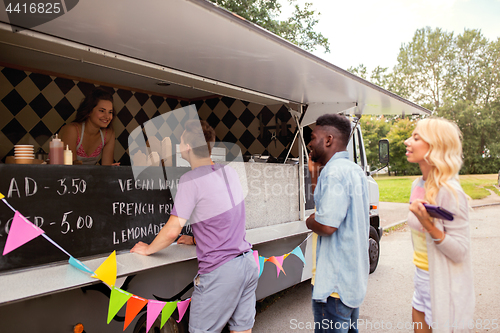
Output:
[0, 0, 431, 332]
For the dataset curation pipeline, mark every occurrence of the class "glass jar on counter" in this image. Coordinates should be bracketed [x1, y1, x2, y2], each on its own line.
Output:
[35, 147, 48, 162]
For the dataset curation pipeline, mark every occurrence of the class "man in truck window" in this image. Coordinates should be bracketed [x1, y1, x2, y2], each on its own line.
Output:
[306, 114, 370, 333]
[131, 120, 259, 333]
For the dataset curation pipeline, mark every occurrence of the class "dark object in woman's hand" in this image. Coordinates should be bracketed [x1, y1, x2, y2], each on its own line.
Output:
[422, 204, 454, 221]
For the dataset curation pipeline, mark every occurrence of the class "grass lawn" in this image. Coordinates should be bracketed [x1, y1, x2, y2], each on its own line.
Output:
[374, 174, 499, 203]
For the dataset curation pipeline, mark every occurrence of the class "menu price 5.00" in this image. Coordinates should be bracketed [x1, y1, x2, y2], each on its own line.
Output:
[60, 211, 93, 234]
[0, 211, 93, 237]
[5, 2, 62, 14]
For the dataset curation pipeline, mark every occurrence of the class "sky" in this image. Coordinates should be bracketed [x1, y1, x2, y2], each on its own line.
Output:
[281, 0, 500, 72]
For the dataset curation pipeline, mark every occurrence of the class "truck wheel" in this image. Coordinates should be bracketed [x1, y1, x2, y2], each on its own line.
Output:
[369, 226, 380, 274]
[133, 312, 188, 333]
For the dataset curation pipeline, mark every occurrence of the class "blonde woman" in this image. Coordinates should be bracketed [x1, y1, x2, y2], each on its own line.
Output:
[404, 118, 474, 333]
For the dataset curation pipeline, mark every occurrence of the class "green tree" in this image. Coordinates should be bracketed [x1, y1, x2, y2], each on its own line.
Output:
[480, 38, 500, 106]
[385, 118, 420, 176]
[439, 100, 500, 174]
[369, 66, 390, 89]
[392, 27, 455, 110]
[346, 28, 500, 175]
[208, 0, 330, 52]
[446, 29, 488, 105]
[276, 2, 330, 52]
[360, 116, 390, 171]
[437, 31, 500, 173]
[381, 28, 499, 174]
[347, 64, 367, 80]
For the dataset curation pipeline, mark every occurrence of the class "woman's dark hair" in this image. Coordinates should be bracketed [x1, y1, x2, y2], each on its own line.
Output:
[74, 87, 116, 125]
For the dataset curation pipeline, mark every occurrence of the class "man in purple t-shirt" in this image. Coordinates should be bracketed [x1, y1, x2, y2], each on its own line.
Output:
[131, 120, 258, 333]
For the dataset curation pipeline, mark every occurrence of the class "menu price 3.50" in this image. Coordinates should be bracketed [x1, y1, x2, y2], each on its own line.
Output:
[57, 178, 87, 196]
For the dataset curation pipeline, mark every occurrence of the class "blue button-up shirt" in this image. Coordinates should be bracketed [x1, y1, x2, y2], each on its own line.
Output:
[312, 151, 370, 308]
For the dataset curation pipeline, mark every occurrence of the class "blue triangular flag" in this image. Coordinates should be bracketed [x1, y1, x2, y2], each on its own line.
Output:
[258, 256, 265, 277]
[69, 256, 94, 274]
[291, 246, 306, 265]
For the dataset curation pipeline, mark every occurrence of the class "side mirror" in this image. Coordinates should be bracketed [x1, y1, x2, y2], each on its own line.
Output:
[379, 139, 389, 165]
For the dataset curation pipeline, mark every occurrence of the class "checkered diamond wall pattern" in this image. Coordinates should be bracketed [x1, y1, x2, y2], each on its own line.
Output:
[0, 66, 297, 164]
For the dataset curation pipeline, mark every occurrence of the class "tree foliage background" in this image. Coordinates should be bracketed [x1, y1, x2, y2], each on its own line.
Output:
[351, 28, 500, 175]
[208, 0, 330, 52]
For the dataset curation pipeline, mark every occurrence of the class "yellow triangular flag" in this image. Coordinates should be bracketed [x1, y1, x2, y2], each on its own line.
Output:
[284, 253, 290, 260]
[92, 250, 117, 287]
[0, 192, 4, 200]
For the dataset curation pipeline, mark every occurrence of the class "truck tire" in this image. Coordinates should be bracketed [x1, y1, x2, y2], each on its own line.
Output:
[369, 226, 380, 274]
[133, 312, 188, 333]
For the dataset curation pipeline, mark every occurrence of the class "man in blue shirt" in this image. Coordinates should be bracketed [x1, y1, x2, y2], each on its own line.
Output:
[306, 114, 370, 333]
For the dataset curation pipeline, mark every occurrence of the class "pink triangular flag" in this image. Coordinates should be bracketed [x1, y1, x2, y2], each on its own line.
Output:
[3, 211, 44, 255]
[275, 255, 285, 277]
[176, 298, 191, 323]
[252, 250, 260, 273]
[266, 256, 286, 277]
[147, 300, 166, 332]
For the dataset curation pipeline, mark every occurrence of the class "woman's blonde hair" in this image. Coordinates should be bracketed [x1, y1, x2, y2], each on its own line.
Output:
[416, 117, 463, 204]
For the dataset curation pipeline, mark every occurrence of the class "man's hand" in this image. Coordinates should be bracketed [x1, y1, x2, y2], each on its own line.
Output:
[130, 215, 186, 256]
[177, 235, 195, 245]
[130, 241, 151, 256]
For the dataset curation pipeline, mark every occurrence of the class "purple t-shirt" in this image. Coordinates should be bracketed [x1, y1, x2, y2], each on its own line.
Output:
[171, 164, 251, 274]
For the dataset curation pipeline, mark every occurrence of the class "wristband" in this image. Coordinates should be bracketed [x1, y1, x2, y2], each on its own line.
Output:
[431, 233, 444, 242]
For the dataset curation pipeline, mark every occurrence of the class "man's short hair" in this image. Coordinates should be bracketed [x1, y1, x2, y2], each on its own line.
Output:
[182, 120, 216, 157]
[316, 114, 351, 147]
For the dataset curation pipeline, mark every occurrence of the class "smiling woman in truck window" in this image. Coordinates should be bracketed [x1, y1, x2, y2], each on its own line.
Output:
[59, 87, 119, 165]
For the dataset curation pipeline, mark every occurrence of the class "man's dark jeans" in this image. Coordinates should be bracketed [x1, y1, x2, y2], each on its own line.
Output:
[312, 296, 359, 333]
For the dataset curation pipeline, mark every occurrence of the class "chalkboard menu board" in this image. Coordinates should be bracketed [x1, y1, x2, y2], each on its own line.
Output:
[0, 165, 188, 273]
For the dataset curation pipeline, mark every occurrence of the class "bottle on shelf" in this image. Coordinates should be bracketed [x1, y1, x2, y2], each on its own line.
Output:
[64, 145, 73, 165]
[49, 134, 64, 165]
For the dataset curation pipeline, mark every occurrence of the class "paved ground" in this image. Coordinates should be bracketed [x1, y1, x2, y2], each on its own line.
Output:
[253, 192, 500, 333]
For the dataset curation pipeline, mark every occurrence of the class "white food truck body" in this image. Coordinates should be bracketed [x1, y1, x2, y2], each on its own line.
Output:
[0, 0, 430, 331]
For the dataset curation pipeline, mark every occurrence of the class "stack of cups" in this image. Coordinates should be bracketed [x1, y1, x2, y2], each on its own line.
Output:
[14, 144, 34, 164]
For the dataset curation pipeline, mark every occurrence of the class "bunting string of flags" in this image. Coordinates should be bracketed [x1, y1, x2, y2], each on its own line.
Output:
[0, 192, 309, 331]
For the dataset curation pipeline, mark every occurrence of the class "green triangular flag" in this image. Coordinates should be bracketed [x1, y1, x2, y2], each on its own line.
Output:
[160, 301, 179, 328]
[107, 287, 132, 324]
